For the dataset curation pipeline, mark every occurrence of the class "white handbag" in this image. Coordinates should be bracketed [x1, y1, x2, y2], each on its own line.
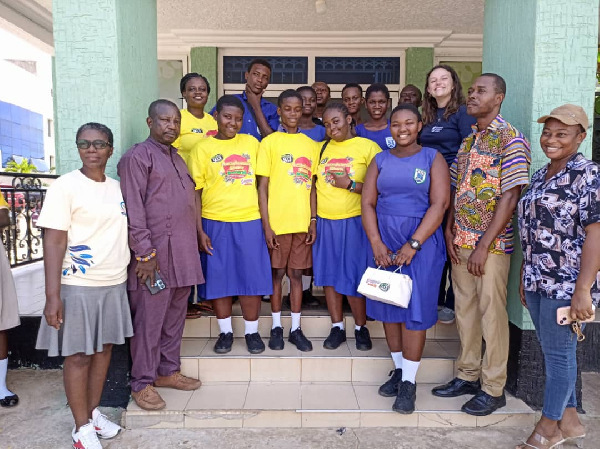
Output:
[357, 266, 413, 308]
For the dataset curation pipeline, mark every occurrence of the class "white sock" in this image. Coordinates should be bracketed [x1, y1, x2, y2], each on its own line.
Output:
[355, 324, 362, 331]
[0, 358, 14, 399]
[291, 312, 301, 332]
[302, 275, 312, 291]
[244, 319, 259, 335]
[332, 321, 344, 330]
[271, 312, 282, 329]
[217, 317, 232, 334]
[391, 352, 403, 370]
[401, 358, 421, 384]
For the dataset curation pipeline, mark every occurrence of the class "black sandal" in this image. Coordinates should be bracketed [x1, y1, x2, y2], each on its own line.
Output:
[0, 394, 19, 407]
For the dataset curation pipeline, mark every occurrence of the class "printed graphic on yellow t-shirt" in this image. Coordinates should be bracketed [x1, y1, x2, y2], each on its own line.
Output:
[188, 134, 261, 222]
[257, 132, 320, 235]
[316, 137, 381, 220]
[173, 109, 218, 165]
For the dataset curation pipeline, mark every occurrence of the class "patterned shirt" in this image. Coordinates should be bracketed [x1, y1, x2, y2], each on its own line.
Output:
[450, 115, 531, 254]
[518, 153, 600, 305]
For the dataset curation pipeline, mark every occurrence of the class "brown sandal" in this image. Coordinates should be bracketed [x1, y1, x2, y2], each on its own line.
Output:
[186, 303, 203, 319]
[516, 430, 565, 449]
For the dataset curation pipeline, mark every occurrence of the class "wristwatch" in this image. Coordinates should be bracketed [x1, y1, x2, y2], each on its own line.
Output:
[408, 238, 422, 251]
[348, 180, 356, 193]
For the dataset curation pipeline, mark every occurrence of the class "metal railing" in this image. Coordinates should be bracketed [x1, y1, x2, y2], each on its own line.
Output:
[1, 173, 59, 267]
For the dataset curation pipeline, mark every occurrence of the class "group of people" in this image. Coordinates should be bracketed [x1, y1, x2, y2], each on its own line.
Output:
[0, 57, 594, 449]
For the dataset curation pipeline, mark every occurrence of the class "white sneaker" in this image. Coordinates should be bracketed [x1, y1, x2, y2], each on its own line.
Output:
[72, 422, 102, 449]
[92, 407, 122, 439]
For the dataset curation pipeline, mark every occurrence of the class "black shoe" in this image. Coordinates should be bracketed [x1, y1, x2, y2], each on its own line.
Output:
[431, 377, 481, 398]
[302, 290, 320, 307]
[323, 327, 347, 350]
[461, 390, 506, 416]
[0, 394, 18, 407]
[392, 381, 417, 414]
[378, 368, 403, 397]
[214, 332, 234, 354]
[245, 332, 265, 354]
[261, 295, 271, 303]
[268, 326, 284, 350]
[289, 328, 313, 352]
[354, 326, 372, 351]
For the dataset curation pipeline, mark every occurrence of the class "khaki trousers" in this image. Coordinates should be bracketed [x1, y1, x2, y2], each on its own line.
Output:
[451, 248, 510, 397]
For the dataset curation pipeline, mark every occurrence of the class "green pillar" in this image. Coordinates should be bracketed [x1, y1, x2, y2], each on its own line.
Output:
[190, 47, 218, 112]
[53, 0, 159, 178]
[405, 48, 434, 90]
[482, 0, 599, 329]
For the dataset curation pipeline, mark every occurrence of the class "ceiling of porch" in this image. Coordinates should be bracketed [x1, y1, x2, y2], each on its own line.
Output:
[30, 0, 484, 32]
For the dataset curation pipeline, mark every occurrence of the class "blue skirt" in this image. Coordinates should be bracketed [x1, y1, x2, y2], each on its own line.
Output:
[366, 214, 445, 330]
[313, 216, 370, 298]
[199, 219, 273, 299]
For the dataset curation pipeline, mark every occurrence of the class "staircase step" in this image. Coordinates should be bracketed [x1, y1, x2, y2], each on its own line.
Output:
[184, 315, 459, 340]
[179, 338, 459, 384]
[123, 382, 535, 429]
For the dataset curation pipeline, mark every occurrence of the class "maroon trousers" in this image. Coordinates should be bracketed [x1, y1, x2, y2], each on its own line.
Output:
[129, 286, 190, 392]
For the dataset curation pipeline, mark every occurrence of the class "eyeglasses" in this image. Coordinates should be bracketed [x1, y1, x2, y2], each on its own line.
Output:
[76, 140, 111, 150]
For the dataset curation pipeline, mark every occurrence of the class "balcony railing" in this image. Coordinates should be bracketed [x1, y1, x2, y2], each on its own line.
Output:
[1, 173, 59, 267]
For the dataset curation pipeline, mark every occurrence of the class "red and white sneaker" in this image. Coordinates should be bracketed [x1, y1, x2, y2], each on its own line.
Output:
[92, 407, 121, 439]
[72, 422, 102, 449]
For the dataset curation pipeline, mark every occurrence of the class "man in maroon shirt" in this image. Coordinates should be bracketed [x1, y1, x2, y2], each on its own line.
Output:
[118, 99, 204, 410]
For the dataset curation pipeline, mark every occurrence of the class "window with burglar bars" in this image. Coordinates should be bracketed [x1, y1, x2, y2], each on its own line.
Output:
[223, 56, 308, 84]
[314, 57, 400, 85]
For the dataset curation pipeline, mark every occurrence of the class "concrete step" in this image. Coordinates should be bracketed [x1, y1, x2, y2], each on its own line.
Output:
[123, 381, 535, 429]
[179, 338, 460, 384]
[184, 314, 459, 341]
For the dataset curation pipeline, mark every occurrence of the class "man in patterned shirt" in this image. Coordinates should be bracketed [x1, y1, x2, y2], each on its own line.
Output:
[431, 74, 531, 416]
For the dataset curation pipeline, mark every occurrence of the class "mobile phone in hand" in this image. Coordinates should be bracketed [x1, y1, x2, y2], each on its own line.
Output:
[145, 270, 166, 295]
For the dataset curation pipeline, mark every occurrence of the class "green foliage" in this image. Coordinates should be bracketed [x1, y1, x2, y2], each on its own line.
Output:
[3, 159, 38, 173]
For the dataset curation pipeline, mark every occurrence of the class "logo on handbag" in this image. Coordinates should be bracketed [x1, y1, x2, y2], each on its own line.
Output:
[385, 137, 396, 149]
[379, 283, 390, 292]
[281, 154, 294, 163]
[414, 168, 427, 184]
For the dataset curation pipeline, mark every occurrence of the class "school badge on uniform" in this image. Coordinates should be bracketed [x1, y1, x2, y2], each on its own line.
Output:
[414, 168, 427, 184]
[385, 137, 396, 149]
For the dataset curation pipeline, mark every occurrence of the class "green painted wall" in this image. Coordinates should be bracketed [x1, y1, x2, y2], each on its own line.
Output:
[483, 0, 599, 329]
[190, 47, 218, 111]
[405, 48, 434, 91]
[53, 0, 158, 178]
[439, 61, 482, 93]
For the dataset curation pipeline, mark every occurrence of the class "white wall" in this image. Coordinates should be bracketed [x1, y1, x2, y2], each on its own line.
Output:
[0, 26, 54, 168]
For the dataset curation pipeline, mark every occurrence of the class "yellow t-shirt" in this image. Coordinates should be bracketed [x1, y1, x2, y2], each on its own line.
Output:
[256, 132, 320, 235]
[316, 137, 381, 219]
[0, 192, 7, 209]
[173, 109, 218, 165]
[188, 134, 261, 222]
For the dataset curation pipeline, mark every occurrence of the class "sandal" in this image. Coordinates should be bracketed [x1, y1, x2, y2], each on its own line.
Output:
[0, 394, 19, 407]
[560, 427, 585, 448]
[516, 430, 565, 449]
[186, 303, 203, 319]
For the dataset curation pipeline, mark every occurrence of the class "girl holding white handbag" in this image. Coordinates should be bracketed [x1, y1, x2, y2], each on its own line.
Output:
[361, 104, 450, 414]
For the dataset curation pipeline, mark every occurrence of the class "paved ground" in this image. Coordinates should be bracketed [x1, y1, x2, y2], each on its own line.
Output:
[1, 370, 599, 449]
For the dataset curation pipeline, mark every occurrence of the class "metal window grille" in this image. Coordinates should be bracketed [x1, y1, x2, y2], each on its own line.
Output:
[223, 56, 308, 84]
[315, 57, 400, 85]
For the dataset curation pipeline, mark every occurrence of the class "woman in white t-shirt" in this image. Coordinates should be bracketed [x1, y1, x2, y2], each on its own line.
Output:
[36, 123, 133, 449]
